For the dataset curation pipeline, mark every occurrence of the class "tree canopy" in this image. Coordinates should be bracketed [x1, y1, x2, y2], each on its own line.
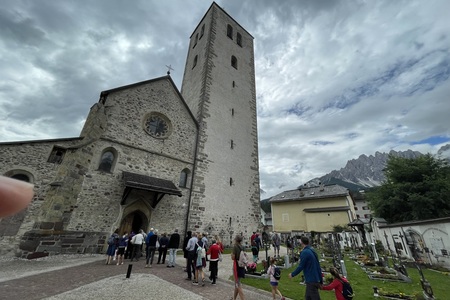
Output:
[367, 154, 450, 223]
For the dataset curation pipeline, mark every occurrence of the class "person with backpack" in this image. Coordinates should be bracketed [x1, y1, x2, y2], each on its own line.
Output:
[105, 229, 120, 265]
[288, 236, 323, 300]
[321, 267, 354, 300]
[267, 257, 285, 300]
[193, 235, 206, 286]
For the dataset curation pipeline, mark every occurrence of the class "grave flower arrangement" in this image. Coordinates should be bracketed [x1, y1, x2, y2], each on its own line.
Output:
[246, 262, 257, 273]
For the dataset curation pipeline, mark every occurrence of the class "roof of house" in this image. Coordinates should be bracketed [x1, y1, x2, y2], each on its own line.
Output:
[270, 184, 349, 203]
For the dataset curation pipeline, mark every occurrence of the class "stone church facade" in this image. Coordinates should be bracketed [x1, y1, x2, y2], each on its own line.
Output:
[0, 3, 261, 258]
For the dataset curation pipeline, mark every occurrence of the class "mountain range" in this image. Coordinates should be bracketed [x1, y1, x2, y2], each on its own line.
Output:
[304, 144, 450, 190]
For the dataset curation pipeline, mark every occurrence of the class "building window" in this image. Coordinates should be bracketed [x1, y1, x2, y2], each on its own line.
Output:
[230, 177, 233, 186]
[200, 24, 205, 39]
[179, 169, 190, 188]
[282, 213, 289, 222]
[356, 214, 360, 218]
[231, 108, 234, 116]
[362, 206, 369, 210]
[232, 81, 235, 87]
[98, 149, 116, 172]
[231, 56, 237, 69]
[364, 214, 372, 218]
[354, 207, 358, 210]
[231, 140, 234, 149]
[47, 146, 66, 164]
[5, 169, 34, 183]
[193, 33, 198, 48]
[227, 24, 233, 39]
[237, 33, 242, 47]
[193, 55, 198, 69]
[11, 173, 31, 182]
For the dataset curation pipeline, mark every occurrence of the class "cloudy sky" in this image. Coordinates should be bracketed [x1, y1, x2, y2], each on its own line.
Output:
[1, 0, 449, 198]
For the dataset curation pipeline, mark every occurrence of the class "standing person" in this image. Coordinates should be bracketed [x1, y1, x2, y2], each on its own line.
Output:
[202, 232, 209, 261]
[183, 231, 192, 272]
[288, 236, 323, 300]
[116, 232, 128, 265]
[272, 231, 281, 258]
[214, 234, 224, 252]
[268, 257, 285, 300]
[167, 228, 180, 268]
[194, 237, 206, 286]
[321, 267, 351, 300]
[251, 232, 258, 262]
[130, 229, 144, 262]
[185, 231, 198, 282]
[145, 230, 158, 268]
[124, 231, 135, 259]
[254, 233, 262, 262]
[207, 239, 222, 285]
[106, 229, 120, 265]
[157, 232, 169, 264]
[232, 234, 246, 300]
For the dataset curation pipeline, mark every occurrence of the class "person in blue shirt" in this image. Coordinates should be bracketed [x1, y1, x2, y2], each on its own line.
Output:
[288, 236, 323, 300]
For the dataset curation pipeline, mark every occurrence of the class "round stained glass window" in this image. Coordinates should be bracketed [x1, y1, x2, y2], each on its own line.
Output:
[144, 113, 171, 138]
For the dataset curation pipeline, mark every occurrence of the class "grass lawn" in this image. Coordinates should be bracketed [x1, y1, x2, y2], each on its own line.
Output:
[240, 254, 448, 299]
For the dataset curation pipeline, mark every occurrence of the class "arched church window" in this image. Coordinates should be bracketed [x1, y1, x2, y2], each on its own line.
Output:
[231, 56, 238, 69]
[179, 169, 190, 188]
[98, 150, 115, 172]
[11, 173, 30, 182]
[4, 169, 34, 183]
[227, 24, 233, 39]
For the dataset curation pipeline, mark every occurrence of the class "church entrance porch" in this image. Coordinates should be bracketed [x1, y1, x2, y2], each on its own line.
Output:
[119, 210, 149, 235]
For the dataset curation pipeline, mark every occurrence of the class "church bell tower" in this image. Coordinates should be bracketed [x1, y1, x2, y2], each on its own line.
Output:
[181, 3, 260, 245]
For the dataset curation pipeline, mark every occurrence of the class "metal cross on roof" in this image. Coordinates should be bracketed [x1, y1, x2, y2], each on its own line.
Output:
[165, 64, 174, 75]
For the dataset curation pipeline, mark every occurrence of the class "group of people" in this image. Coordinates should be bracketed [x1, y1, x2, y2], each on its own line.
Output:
[105, 228, 181, 268]
[183, 231, 224, 286]
[233, 233, 350, 300]
[106, 228, 350, 300]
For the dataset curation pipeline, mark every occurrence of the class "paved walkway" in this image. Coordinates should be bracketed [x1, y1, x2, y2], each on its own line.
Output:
[0, 247, 291, 300]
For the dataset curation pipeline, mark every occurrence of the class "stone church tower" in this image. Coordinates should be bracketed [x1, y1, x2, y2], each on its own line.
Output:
[181, 3, 261, 244]
[0, 2, 260, 257]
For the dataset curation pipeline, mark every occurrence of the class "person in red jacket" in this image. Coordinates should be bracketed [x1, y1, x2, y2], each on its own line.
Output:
[206, 239, 223, 284]
[321, 267, 350, 300]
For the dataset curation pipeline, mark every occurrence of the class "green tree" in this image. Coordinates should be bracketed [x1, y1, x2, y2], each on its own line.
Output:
[367, 154, 450, 223]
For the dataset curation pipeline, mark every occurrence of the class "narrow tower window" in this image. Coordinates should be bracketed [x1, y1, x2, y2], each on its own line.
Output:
[231, 140, 234, 149]
[200, 24, 205, 39]
[231, 108, 234, 116]
[179, 169, 190, 188]
[231, 56, 238, 69]
[193, 33, 198, 48]
[229, 177, 233, 186]
[232, 81, 235, 88]
[227, 24, 233, 39]
[193, 55, 198, 69]
[237, 33, 242, 47]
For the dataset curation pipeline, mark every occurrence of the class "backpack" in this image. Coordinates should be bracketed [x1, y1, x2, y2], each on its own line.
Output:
[238, 249, 248, 267]
[338, 279, 354, 300]
[273, 266, 281, 280]
[196, 243, 206, 258]
[107, 235, 115, 245]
